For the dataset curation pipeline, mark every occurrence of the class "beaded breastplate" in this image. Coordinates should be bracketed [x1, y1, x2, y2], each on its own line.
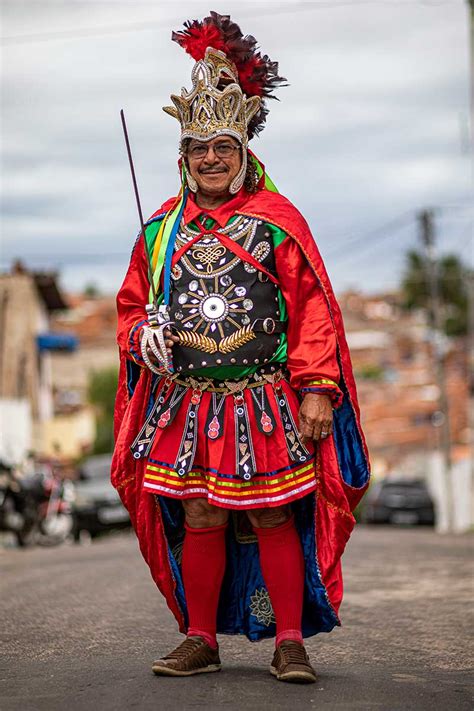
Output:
[169, 216, 282, 372]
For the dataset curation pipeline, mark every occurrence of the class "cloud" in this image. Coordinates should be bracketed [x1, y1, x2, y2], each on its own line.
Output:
[1, 0, 471, 295]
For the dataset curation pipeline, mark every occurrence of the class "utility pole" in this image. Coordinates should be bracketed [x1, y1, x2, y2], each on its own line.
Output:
[466, 0, 474, 530]
[468, 2, 473, 177]
[418, 209, 453, 532]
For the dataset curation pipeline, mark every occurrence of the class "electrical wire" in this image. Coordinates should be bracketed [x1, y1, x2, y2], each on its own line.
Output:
[324, 211, 416, 260]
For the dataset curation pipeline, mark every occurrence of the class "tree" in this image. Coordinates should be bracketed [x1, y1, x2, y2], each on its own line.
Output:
[83, 282, 101, 299]
[88, 367, 118, 454]
[401, 250, 470, 336]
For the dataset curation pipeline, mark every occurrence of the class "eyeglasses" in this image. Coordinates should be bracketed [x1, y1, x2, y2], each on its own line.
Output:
[187, 142, 241, 160]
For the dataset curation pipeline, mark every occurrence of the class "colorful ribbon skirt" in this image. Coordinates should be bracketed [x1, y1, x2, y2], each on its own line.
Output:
[135, 370, 319, 510]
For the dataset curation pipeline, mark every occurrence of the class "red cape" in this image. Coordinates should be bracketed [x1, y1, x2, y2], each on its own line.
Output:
[112, 187, 370, 634]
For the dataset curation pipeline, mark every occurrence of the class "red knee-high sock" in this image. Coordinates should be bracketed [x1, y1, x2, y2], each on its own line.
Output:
[254, 517, 305, 647]
[181, 521, 227, 650]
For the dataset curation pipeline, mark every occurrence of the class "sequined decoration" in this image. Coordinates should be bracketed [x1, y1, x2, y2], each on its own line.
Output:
[174, 389, 202, 476]
[171, 264, 183, 280]
[234, 393, 257, 480]
[156, 385, 188, 430]
[261, 412, 273, 432]
[208, 416, 220, 439]
[130, 380, 181, 459]
[243, 241, 271, 273]
[250, 385, 276, 436]
[176, 217, 258, 280]
[205, 393, 226, 440]
[175, 273, 258, 349]
[273, 386, 310, 462]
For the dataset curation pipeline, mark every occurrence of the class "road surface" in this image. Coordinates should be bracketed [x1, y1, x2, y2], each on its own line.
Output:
[1, 525, 472, 710]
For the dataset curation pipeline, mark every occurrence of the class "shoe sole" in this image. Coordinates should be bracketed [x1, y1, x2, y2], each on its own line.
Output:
[270, 666, 316, 684]
[152, 664, 221, 677]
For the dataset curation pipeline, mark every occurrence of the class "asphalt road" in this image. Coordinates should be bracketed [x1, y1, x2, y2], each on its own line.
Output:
[1, 526, 472, 711]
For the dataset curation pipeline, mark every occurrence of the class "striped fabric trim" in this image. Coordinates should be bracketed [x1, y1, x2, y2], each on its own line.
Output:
[144, 479, 317, 509]
[301, 382, 343, 409]
[145, 212, 166, 227]
[143, 459, 318, 510]
[128, 319, 148, 366]
[146, 456, 313, 480]
[305, 378, 339, 388]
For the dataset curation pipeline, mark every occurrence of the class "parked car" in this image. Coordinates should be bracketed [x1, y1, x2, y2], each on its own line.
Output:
[72, 454, 130, 541]
[362, 478, 435, 526]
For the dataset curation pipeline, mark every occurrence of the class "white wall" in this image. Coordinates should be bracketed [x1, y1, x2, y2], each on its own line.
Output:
[0, 398, 32, 466]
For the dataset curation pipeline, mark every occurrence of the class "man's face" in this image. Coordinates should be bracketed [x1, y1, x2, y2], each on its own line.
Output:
[186, 136, 242, 196]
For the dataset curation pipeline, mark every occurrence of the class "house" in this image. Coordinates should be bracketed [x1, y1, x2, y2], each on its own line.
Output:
[0, 262, 89, 462]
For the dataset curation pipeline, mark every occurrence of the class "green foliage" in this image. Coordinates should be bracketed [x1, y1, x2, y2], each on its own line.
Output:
[401, 250, 470, 336]
[88, 367, 118, 454]
[83, 282, 101, 298]
[356, 364, 385, 381]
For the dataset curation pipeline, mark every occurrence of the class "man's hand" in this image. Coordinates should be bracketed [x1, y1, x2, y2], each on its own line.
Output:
[163, 328, 179, 354]
[146, 327, 179, 364]
[298, 393, 333, 443]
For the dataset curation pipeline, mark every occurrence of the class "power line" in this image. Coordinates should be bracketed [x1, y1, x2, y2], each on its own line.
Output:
[2, 206, 470, 267]
[1, 214, 414, 266]
[324, 211, 416, 260]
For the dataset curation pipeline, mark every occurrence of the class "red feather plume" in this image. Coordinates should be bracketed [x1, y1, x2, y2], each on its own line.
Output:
[175, 24, 226, 61]
[171, 11, 286, 138]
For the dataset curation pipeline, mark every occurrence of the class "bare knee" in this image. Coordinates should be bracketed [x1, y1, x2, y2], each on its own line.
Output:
[247, 505, 290, 529]
[183, 498, 229, 528]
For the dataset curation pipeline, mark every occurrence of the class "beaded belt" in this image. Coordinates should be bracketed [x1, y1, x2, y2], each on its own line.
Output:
[172, 368, 285, 394]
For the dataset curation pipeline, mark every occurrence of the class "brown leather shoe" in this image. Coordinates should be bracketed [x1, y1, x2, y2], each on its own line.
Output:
[270, 641, 317, 683]
[152, 636, 221, 677]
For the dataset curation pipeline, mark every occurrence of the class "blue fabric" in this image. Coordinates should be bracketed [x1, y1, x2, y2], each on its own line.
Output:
[126, 359, 141, 398]
[128, 319, 147, 365]
[156, 497, 187, 623]
[156, 493, 339, 642]
[122, 204, 370, 639]
[127, 366, 368, 640]
[163, 190, 188, 306]
[149, 369, 369, 641]
[332, 381, 370, 489]
[126, 348, 369, 641]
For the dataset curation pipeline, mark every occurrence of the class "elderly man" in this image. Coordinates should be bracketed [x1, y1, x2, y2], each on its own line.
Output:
[113, 11, 370, 684]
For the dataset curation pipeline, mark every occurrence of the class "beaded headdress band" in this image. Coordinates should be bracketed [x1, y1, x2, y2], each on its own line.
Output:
[163, 11, 286, 194]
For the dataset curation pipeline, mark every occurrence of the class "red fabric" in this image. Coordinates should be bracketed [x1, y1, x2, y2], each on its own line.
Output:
[182, 188, 251, 227]
[182, 522, 227, 649]
[254, 517, 304, 646]
[116, 235, 150, 365]
[143, 377, 318, 509]
[239, 190, 367, 439]
[274, 237, 341, 394]
[111, 370, 185, 631]
[113, 186, 370, 631]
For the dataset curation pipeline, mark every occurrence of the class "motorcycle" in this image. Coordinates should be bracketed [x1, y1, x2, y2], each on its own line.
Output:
[0, 464, 74, 547]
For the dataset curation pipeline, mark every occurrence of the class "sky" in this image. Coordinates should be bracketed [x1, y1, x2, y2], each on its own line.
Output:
[1, 0, 472, 296]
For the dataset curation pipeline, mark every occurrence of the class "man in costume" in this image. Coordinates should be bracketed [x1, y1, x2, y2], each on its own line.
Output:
[113, 11, 370, 684]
